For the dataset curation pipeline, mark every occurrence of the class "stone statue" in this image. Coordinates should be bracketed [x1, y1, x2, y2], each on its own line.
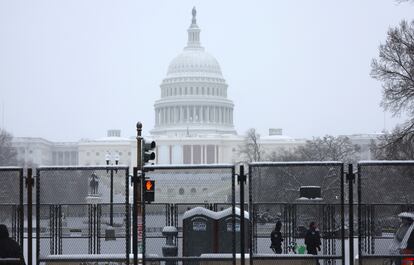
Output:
[89, 172, 99, 195]
[192, 6, 196, 19]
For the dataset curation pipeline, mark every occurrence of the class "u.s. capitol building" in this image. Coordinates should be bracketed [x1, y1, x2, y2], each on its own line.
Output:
[150, 7, 239, 165]
[12, 8, 378, 168]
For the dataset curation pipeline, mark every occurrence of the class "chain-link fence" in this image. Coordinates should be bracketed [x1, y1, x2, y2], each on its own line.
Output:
[8, 161, 412, 265]
[0, 167, 24, 249]
[357, 161, 414, 265]
[142, 164, 237, 265]
[249, 162, 345, 265]
[35, 166, 130, 265]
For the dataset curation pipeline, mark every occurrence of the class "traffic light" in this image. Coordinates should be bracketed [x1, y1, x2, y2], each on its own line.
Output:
[144, 179, 155, 202]
[142, 139, 156, 164]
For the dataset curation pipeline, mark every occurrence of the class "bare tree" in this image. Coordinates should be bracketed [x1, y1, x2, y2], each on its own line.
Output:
[238, 128, 264, 162]
[267, 147, 302, 162]
[371, 20, 414, 144]
[0, 129, 18, 166]
[370, 126, 414, 159]
[258, 135, 360, 203]
[268, 135, 361, 163]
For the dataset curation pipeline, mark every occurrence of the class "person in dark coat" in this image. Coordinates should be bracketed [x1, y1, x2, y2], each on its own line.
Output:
[270, 221, 283, 254]
[0, 224, 25, 264]
[305, 222, 321, 255]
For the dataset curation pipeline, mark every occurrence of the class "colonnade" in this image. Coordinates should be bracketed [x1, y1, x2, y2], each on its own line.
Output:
[161, 85, 226, 97]
[155, 105, 233, 126]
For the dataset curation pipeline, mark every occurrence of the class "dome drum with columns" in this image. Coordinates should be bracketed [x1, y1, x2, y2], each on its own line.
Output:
[151, 7, 236, 137]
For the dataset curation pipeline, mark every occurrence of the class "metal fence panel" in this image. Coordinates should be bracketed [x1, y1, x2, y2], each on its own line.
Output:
[143, 164, 236, 265]
[358, 161, 414, 265]
[0, 167, 24, 249]
[35, 166, 129, 265]
[249, 162, 345, 265]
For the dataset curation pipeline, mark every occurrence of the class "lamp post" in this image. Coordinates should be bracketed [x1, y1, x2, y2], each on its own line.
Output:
[105, 152, 119, 227]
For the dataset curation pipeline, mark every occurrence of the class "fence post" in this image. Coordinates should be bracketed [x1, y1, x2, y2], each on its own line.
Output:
[132, 167, 138, 265]
[134, 122, 143, 265]
[232, 166, 236, 265]
[26, 168, 34, 265]
[19, 168, 24, 254]
[347, 164, 355, 265]
[238, 164, 246, 265]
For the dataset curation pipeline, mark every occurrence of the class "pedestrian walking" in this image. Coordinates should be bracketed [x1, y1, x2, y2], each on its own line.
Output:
[305, 222, 321, 255]
[270, 220, 283, 254]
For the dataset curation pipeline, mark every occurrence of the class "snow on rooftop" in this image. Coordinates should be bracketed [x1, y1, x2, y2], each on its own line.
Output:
[260, 135, 295, 141]
[182, 206, 249, 220]
[162, 226, 178, 233]
[183, 207, 217, 219]
[215, 207, 250, 219]
[91, 136, 132, 142]
[297, 197, 323, 201]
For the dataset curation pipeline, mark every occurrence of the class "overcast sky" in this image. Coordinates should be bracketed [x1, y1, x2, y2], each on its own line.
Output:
[1, 0, 413, 141]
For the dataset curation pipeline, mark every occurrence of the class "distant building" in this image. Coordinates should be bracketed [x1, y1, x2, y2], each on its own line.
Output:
[340, 133, 382, 160]
[78, 129, 134, 167]
[12, 137, 78, 167]
[12, 130, 133, 167]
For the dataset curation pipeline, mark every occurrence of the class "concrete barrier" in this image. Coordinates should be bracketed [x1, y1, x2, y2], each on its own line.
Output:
[42, 254, 160, 265]
[199, 254, 318, 265]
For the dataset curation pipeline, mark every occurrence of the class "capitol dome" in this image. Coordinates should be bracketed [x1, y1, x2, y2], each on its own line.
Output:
[167, 50, 223, 77]
[151, 7, 236, 137]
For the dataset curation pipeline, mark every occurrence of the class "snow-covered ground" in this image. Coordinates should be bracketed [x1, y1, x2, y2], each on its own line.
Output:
[26, 235, 401, 265]
[26, 215, 348, 264]
[21, 212, 401, 265]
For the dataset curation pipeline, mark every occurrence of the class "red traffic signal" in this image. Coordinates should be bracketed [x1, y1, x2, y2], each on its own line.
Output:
[145, 180, 154, 192]
[144, 180, 155, 203]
